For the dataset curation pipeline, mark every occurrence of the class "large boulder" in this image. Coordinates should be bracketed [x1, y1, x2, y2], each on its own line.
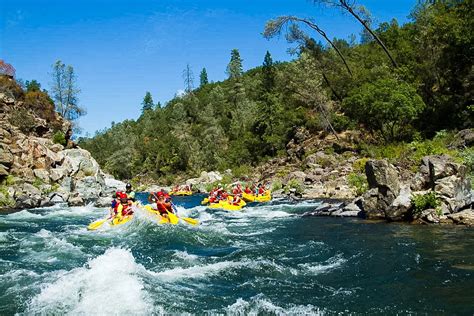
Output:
[387, 184, 412, 221]
[449, 129, 474, 149]
[14, 183, 42, 209]
[421, 155, 467, 187]
[365, 160, 400, 195]
[361, 160, 401, 219]
[448, 209, 474, 226]
[435, 175, 471, 213]
[186, 171, 223, 192]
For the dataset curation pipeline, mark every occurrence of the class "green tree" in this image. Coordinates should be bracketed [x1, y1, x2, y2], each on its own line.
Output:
[226, 49, 243, 79]
[262, 51, 275, 93]
[343, 78, 425, 141]
[199, 68, 209, 86]
[25, 80, 41, 92]
[141, 92, 154, 113]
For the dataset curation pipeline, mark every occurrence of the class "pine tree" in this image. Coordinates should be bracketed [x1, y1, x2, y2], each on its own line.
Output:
[141, 92, 154, 113]
[262, 51, 275, 93]
[226, 49, 243, 79]
[199, 68, 209, 86]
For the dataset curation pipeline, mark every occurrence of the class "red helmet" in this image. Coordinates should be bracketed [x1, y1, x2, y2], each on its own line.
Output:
[156, 191, 164, 197]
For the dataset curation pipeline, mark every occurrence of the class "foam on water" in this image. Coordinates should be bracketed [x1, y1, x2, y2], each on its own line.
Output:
[19, 229, 84, 261]
[299, 254, 347, 275]
[172, 250, 200, 262]
[221, 294, 324, 315]
[26, 248, 155, 315]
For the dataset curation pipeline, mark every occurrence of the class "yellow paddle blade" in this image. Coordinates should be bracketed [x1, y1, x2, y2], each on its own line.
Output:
[181, 217, 199, 225]
[88, 218, 108, 230]
[166, 210, 179, 225]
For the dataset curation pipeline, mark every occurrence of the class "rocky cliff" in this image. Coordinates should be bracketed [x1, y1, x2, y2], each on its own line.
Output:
[0, 76, 122, 210]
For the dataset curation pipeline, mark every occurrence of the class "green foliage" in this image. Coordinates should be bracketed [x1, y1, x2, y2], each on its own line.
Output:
[80, 2, 472, 182]
[347, 172, 368, 196]
[9, 108, 36, 134]
[53, 131, 67, 146]
[199, 68, 209, 86]
[411, 191, 440, 216]
[0, 185, 14, 207]
[25, 79, 41, 92]
[141, 92, 154, 113]
[3, 175, 15, 186]
[43, 183, 59, 194]
[353, 158, 370, 173]
[0, 75, 24, 99]
[284, 179, 304, 195]
[226, 49, 243, 79]
[343, 78, 425, 142]
[232, 165, 252, 179]
[32, 177, 43, 189]
[271, 179, 283, 191]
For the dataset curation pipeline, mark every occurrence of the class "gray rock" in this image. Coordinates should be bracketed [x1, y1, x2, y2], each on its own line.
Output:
[0, 163, 9, 176]
[0, 148, 14, 167]
[448, 210, 474, 226]
[68, 195, 84, 206]
[361, 188, 386, 219]
[387, 184, 412, 221]
[343, 201, 362, 213]
[49, 194, 65, 204]
[50, 167, 67, 182]
[33, 169, 50, 183]
[435, 175, 471, 213]
[104, 176, 126, 191]
[449, 128, 474, 149]
[94, 196, 112, 207]
[365, 160, 400, 195]
[422, 155, 467, 185]
[339, 210, 361, 217]
[73, 176, 103, 202]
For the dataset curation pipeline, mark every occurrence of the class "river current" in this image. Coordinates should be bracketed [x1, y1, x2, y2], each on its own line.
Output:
[0, 193, 473, 315]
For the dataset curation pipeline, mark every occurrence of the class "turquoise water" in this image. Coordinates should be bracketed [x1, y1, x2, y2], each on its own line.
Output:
[1, 193, 473, 315]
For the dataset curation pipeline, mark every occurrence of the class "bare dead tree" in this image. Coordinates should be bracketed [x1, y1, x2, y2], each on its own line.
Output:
[182, 63, 194, 94]
[314, 0, 398, 67]
[264, 16, 353, 76]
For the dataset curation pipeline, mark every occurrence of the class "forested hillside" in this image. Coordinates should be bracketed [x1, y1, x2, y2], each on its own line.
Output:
[79, 1, 473, 182]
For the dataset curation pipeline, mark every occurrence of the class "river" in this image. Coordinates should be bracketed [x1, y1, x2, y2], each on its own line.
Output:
[1, 193, 473, 315]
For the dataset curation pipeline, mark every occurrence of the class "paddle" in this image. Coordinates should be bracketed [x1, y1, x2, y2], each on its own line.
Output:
[171, 203, 199, 225]
[88, 218, 108, 230]
[88, 213, 114, 230]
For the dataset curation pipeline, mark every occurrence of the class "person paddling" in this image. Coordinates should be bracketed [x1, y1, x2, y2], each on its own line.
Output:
[231, 194, 241, 206]
[154, 193, 173, 217]
[125, 183, 136, 201]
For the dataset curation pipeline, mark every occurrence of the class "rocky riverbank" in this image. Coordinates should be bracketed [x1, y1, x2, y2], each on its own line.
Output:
[0, 78, 123, 211]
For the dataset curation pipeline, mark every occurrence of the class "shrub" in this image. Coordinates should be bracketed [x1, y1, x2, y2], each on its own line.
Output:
[232, 165, 252, 178]
[271, 179, 283, 191]
[347, 172, 368, 196]
[284, 179, 304, 195]
[0, 75, 24, 100]
[9, 108, 36, 134]
[32, 177, 43, 189]
[352, 158, 370, 173]
[0, 185, 14, 207]
[52, 131, 67, 146]
[2, 175, 15, 186]
[411, 191, 440, 216]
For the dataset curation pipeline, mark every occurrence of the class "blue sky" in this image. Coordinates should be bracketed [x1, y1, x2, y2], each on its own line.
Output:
[1, 0, 417, 135]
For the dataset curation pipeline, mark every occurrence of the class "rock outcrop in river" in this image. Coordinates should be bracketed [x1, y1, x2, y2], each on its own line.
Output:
[0, 77, 123, 210]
